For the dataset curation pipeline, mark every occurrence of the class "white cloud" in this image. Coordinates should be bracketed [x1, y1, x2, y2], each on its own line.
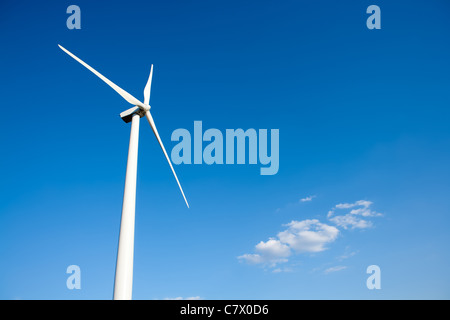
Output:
[300, 195, 316, 202]
[338, 250, 358, 261]
[239, 220, 339, 267]
[255, 239, 291, 258]
[238, 238, 291, 266]
[238, 253, 263, 265]
[272, 267, 293, 273]
[278, 219, 339, 253]
[239, 199, 382, 271]
[335, 200, 372, 209]
[272, 268, 282, 273]
[324, 266, 347, 274]
[327, 200, 382, 229]
[329, 214, 373, 230]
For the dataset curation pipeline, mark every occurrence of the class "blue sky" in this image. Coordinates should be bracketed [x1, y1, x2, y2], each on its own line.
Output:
[1, 0, 450, 299]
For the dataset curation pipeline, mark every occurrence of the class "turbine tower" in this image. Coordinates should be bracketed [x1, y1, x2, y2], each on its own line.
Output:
[58, 44, 189, 300]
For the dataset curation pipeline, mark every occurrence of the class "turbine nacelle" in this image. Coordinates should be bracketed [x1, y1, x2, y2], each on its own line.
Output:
[120, 104, 150, 123]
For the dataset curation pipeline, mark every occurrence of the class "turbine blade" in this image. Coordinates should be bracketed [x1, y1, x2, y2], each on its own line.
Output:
[143, 65, 153, 105]
[145, 110, 189, 208]
[58, 44, 145, 108]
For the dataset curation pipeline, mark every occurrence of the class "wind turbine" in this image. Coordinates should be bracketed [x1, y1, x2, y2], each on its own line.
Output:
[58, 44, 189, 300]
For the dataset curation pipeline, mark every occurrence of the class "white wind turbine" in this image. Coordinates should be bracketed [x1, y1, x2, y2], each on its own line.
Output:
[58, 44, 189, 300]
